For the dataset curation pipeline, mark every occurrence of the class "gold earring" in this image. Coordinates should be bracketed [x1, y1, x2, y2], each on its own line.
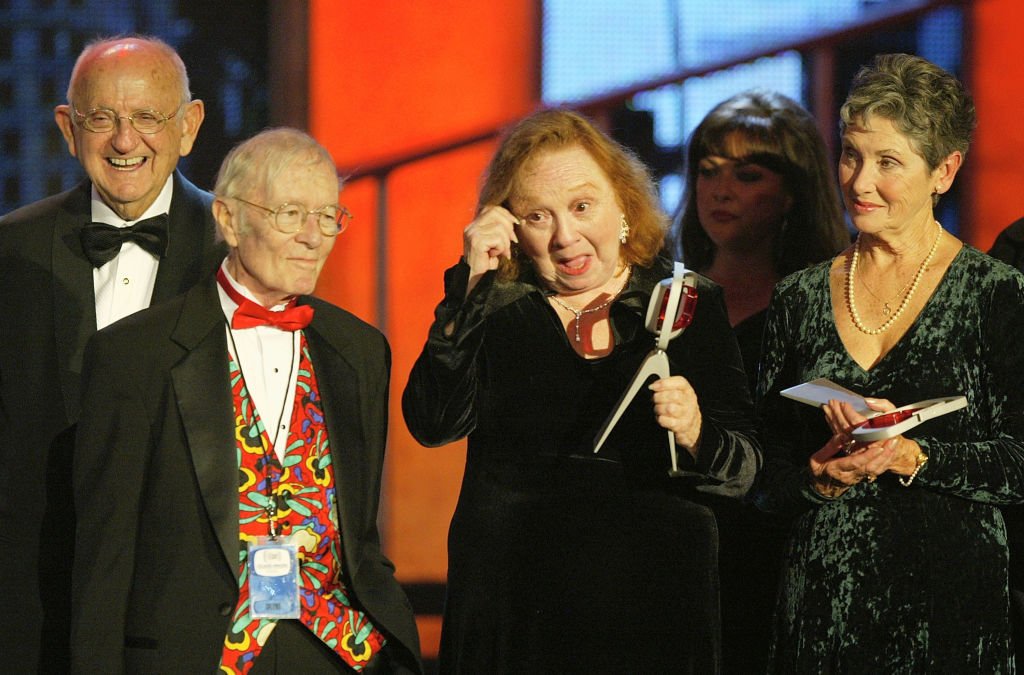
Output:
[619, 215, 629, 244]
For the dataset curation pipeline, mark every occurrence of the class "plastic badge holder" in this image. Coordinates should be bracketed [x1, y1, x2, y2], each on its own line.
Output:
[850, 396, 967, 442]
[592, 262, 698, 476]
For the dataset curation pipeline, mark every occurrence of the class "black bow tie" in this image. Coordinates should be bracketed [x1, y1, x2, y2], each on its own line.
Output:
[80, 214, 169, 268]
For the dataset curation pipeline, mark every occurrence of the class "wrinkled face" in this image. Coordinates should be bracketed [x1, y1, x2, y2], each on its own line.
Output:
[510, 145, 624, 298]
[838, 116, 949, 235]
[216, 158, 339, 307]
[54, 41, 204, 221]
[695, 134, 791, 258]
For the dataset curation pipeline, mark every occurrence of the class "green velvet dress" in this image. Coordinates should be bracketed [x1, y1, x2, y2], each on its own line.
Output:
[755, 246, 1024, 673]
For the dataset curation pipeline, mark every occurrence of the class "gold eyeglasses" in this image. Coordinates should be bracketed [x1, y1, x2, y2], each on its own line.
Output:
[232, 197, 352, 236]
[72, 104, 184, 134]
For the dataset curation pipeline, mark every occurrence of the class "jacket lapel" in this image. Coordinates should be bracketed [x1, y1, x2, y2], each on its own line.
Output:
[168, 290, 372, 581]
[170, 280, 239, 577]
[50, 173, 218, 421]
[305, 320, 370, 579]
[152, 171, 216, 303]
[51, 183, 97, 421]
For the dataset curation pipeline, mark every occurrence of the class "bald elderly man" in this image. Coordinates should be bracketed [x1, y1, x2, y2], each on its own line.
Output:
[0, 35, 222, 671]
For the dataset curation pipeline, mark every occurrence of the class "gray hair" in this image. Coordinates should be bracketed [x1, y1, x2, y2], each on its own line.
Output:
[214, 127, 339, 203]
[839, 53, 976, 170]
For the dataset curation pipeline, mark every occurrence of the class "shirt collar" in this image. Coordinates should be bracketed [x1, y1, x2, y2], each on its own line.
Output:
[89, 173, 174, 226]
[216, 258, 292, 323]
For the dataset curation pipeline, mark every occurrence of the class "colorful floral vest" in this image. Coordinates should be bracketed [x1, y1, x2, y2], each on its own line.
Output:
[219, 335, 386, 673]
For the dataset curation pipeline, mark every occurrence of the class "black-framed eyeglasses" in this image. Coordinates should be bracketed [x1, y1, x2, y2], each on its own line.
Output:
[72, 104, 184, 134]
[232, 197, 351, 236]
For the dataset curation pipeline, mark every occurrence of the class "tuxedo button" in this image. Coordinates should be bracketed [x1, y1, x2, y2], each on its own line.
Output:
[218, 602, 232, 616]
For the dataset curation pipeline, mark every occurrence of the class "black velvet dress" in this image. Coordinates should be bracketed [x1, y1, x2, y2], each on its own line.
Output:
[755, 247, 1024, 673]
[712, 308, 792, 675]
[403, 257, 760, 674]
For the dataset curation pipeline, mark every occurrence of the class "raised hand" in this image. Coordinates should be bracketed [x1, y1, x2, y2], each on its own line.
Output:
[462, 204, 520, 299]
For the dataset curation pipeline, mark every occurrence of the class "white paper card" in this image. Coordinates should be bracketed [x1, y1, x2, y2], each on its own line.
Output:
[780, 378, 870, 414]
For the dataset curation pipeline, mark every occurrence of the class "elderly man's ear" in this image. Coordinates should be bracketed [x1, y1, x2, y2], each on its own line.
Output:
[53, 105, 78, 158]
[178, 99, 205, 157]
[213, 197, 241, 248]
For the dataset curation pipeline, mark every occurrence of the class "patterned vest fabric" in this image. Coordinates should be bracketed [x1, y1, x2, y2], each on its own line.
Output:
[219, 335, 386, 673]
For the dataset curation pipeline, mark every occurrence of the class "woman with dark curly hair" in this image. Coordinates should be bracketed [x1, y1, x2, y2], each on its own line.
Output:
[756, 53, 1024, 672]
[403, 109, 760, 673]
[676, 89, 848, 673]
[677, 89, 848, 389]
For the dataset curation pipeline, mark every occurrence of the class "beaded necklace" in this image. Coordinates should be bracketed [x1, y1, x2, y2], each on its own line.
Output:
[548, 265, 632, 343]
[846, 221, 942, 336]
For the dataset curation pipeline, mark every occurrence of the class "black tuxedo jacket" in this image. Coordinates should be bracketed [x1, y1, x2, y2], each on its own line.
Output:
[70, 279, 422, 674]
[990, 216, 1024, 273]
[0, 171, 222, 672]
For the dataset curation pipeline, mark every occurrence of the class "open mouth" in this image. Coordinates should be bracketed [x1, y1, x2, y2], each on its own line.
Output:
[557, 255, 591, 276]
[108, 157, 146, 170]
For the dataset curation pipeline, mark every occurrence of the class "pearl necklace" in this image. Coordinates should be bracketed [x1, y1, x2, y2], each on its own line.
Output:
[847, 222, 942, 335]
[548, 266, 632, 343]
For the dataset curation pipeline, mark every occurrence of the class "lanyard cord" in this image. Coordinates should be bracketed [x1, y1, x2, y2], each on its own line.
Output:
[224, 317, 298, 539]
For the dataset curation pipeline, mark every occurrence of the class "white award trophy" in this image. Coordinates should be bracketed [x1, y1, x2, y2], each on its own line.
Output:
[593, 262, 698, 476]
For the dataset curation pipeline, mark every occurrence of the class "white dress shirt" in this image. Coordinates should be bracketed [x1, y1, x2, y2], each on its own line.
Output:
[216, 260, 301, 463]
[91, 176, 174, 330]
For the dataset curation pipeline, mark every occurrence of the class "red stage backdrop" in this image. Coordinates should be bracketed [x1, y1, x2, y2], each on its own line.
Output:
[307, 0, 539, 657]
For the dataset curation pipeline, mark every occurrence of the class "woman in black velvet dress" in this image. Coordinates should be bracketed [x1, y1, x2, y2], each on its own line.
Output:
[755, 54, 1024, 672]
[402, 109, 760, 673]
[675, 90, 848, 674]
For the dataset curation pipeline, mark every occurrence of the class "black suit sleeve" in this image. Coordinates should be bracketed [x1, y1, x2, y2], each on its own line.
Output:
[70, 329, 152, 674]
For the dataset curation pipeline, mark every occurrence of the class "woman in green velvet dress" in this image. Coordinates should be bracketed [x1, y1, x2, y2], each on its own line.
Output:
[403, 109, 760, 673]
[756, 53, 1024, 672]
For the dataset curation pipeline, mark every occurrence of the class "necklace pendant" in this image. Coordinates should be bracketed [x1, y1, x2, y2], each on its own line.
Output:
[882, 303, 891, 316]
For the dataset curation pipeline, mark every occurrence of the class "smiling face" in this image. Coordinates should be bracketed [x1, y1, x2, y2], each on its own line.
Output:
[838, 115, 959, 236]
[54, 39, 204, 221]
[510, 144, 625, 300]
[216, 157, 339, 307]
[695, 135, 792, 257]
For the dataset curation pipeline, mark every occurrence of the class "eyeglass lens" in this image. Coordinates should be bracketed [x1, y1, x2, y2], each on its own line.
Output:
[274, 205, 347, 235]
[78, 109, 170, 134]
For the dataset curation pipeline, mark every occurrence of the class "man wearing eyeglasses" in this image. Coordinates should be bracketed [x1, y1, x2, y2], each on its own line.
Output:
[0, 36, 221, 672]
[71, 127, 422, 674]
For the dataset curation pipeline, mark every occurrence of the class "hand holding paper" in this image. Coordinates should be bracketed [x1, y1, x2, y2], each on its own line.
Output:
[781, 378, 965, 489]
